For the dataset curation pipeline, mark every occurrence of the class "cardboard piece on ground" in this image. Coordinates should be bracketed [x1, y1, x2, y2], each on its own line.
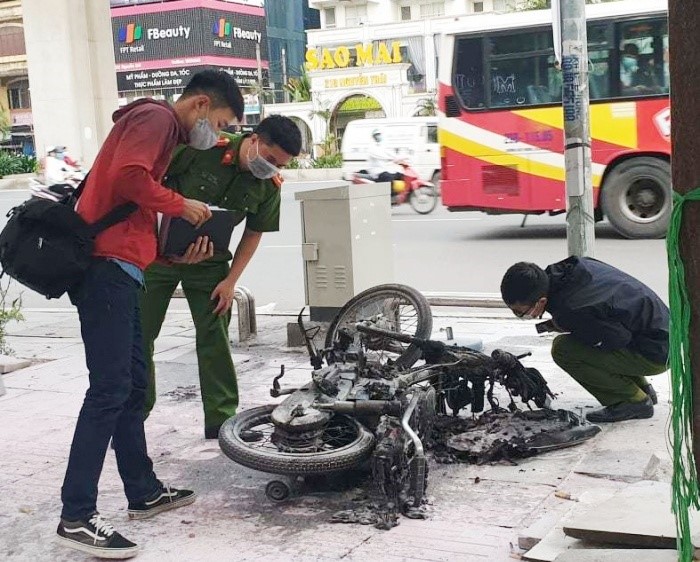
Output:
[519, 509, 571, 551]
[522, 525, 584, 562]
[563, 480, 699, 549]
[523, 490, 618, 562]
[554, 549, 678, 562]
[573, 450, 660, 482]
[0, 355, 31, 374]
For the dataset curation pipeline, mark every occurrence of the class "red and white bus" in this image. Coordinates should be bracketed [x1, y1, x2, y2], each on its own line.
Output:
[437, 0, 670, 239]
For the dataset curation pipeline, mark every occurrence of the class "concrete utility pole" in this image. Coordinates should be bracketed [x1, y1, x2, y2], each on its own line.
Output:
[559, 0, 595, 257]
[22, 0, 118, 166]
[668, 0, 700, 473]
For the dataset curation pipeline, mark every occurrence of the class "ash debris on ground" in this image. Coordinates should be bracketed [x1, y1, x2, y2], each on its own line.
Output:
[331, 492, 429, 530]
[430, 409, 601, 465]
[329, 409, 599, 530]
[163, 385, 200, 401]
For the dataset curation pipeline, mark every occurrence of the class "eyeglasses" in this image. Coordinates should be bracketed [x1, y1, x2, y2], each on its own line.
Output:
[512, 301, 541, 318]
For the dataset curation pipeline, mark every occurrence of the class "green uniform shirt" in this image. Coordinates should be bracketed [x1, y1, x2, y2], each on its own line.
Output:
[163, 132, 281, 262]
[165, 132, 280, 230]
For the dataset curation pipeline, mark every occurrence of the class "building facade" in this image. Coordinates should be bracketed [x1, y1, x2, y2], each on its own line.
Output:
[0, 0, 32, 154]
[111, 0, 270, 124]
[266, 0, 528, 155]
[266, 0, 320, 103]
[0, 0, 321, 154]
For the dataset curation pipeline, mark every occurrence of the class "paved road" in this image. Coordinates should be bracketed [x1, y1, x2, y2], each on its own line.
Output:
[0, 183, 668, 311]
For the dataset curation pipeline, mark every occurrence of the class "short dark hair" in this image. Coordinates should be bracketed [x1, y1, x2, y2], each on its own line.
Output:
[181, 70, 244, 121]
[255, 115, 302, 157]
[500, 262, 549, 305]
[623, 43, 639, 57]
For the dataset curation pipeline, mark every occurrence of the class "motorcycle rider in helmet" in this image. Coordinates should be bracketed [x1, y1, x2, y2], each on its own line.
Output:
[366, 129, 405, 184]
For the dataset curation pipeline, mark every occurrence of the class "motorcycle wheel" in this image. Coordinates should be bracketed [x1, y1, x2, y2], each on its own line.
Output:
[219, 405, 375, 475]
[409, 185, 438, 215]
[325, 284, 433, 369]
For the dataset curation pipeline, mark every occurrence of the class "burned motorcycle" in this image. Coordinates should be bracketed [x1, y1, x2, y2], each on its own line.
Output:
[218, 284, 594, 511]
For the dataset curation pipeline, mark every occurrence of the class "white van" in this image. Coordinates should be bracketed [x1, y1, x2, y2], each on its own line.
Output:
[341, 117, 440, 183]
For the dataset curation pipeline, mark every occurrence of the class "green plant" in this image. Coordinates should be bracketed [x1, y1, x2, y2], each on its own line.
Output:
[312, 153, 343, 168]
[309, 99, 337, 151]
[0, 105, 10, 139]
[17, 154, 38, 173]
[283, 68, 311, 102]
[0, 151, 37, 177]
[0, 280, 22, 355]
[319, 133, 338, 156]
[286, 157, 302, 169]
[414, 96, 437, 117]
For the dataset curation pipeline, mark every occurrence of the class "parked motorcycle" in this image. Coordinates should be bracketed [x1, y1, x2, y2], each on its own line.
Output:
[350, 162, 439, 215]
[218, 285, 593, 511]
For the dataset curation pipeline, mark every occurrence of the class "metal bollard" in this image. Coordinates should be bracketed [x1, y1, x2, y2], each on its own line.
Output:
[236, 285, 257, 336]
[233, 286, 257, 343]
[174, 284, 257, 343]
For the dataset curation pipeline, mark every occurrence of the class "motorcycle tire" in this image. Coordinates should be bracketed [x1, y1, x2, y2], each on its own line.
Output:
[325, 284, 433, 369]
[219, 405, 375, 475]
[409, 185, 438, 215]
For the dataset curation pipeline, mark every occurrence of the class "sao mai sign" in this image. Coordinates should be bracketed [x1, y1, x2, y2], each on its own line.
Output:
[306, 41, 402, 71]
[324, 74, 388, 89]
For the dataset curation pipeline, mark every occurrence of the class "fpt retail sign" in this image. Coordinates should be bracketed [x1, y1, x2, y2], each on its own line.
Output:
[116, 21, 192, 55]
[112, 9, 198, 62]
[112, 3, 267, 63]
[204, 9, 266, 59]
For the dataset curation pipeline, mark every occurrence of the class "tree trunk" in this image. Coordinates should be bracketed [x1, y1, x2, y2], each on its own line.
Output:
[669, 0, 700, 471]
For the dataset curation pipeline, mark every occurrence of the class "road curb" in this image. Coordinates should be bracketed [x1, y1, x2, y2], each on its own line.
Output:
[422, 291, 507, 308]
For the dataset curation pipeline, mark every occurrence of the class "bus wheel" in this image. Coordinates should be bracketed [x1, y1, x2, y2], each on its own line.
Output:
[601, 157, 671, 239]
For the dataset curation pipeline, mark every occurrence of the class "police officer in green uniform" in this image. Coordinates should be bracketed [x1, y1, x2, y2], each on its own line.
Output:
[141, 115, 302, 438]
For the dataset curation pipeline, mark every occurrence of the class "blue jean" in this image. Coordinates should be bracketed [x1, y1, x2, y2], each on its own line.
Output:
[61, 260, 160, 521]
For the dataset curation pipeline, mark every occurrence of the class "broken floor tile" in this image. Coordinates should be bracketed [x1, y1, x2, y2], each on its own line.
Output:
[563, 480, 700, 549]
[573, 449, 661, 483]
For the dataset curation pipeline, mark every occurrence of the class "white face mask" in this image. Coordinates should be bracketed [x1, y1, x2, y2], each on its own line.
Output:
[189, 112, 218, 151]
[247, 140, 280, 180]
[516, 300, 543, 320]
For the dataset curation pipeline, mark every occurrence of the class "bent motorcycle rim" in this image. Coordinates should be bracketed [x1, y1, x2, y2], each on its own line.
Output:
[219, 405, 376, 475]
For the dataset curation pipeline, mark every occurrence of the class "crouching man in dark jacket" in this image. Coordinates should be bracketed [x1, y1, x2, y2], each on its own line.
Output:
[500, 257, 669, 423]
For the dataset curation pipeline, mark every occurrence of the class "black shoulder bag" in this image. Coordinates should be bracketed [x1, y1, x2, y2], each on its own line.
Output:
[0, 176, 137, 299]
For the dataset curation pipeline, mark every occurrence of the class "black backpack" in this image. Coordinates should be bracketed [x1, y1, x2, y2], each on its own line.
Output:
[0, 176, 136, 299]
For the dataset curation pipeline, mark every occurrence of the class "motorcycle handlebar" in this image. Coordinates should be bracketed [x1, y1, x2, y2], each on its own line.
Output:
[355, 322, 527, 366]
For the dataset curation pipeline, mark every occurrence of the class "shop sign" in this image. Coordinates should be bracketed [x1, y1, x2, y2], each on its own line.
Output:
[305, 42, 402, 71]
[323, 73, 389, 89]
[117, 64, 268, 91]
[112, 6, 268, 64]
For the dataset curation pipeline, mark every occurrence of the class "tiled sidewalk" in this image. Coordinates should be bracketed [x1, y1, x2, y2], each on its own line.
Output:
[0, 309, 673, 561]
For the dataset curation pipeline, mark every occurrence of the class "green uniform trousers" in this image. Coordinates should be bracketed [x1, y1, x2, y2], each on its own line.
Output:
[551, 334, 667, 406]
[140, 261, 238, 430]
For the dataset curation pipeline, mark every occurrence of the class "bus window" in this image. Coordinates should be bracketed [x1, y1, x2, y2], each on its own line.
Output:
[617, 18, 669, 97]
[454, 37, 485, 109]
[587, 23, 612, 100]
[488, 30, 557, 108]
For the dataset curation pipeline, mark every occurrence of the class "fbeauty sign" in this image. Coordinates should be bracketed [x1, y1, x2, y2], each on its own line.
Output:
[112, 0, 268, 91]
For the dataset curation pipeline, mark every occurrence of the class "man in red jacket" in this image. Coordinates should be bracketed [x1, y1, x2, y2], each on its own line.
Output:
[55, 70, 244, 559]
